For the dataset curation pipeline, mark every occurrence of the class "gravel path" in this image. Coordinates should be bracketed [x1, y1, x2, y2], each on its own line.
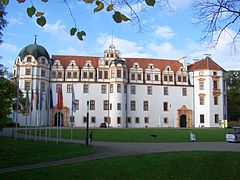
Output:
[1, 128, 240, 174]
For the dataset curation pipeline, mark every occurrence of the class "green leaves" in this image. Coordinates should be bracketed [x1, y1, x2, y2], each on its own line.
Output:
[145, 0, 155, 6]
[70, 27, 77, 36]
[83, 0, 95, 3]
[27, 6, 36, 17]
[94, 1, 104, 13]
[77, 31, 86, 40]
[36, 16, 46, 27]
[1, 0, 9, 5]
[106, 4, 114, 12]
[17, 0, 26, 3]
[113, 11, 131, 23]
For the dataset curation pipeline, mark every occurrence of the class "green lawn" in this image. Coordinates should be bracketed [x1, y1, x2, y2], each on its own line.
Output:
[0, 136, 95, 169]
[29, 128, 226, 142]
[2, 151, 240, 179]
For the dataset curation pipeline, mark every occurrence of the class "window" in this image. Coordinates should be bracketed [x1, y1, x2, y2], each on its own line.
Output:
[214, 96, 218, 105]
[169, 75, 173, 82]
[25, 81, 31, 91]
[155, 74, 159, 81]
[41, 58, 45, 64]
[41, 82, 45, 92]
[58, 72, 62, 78]
[147, 74, 150, 81]
[41, 69, 45, 77]
[123, 70, 126, 79]
[131, 85, 136, 94]
[200, 96, 205, 105]
[138, 73, 142, 80]
[117, 84, 121, 93]
[90, 100, 95, 110]
[124, 84, 127, 93]
[144, 117, 149, 123]
[73, 72, 77, 78]
[147, 86, 152, 95]
[199, 80, 204, 90]
[178, 76, 181, 82]
[164, 117, 168, 124]
[215, 114, 219, 123]
[164, 75, 168, 81]
[83, 117, 87, 123]
[199, 71, 204, 76]
[117, 69, 121, 78]
[75, 100, 79, 110]
[89, 72, 93, 79]
[135, 117, 140, 123]
[117, 103, 121, 110]
[131, 73, 135, 80]
[83, 84, 89, 93]
[101, 85, 107, 94]
[111, 69, 115, 78]
[104, 117, 109, 123]
[99, 70, 103, 79]
[130, 101, 136, 111]
[56, 84, 62, 93]
[27, 57, 31, 62]
[163, 102, 168, 111]
[110, 84, 113, 93]
[25, 68, 31, 75]
[143, 101, 148, 111]
[164, 87, 168, 95]
[213, 71, 217, 76]
[91, 117, 96, 123]
[67, 84, 72, 93]
[200, 114, 204, 123]
[67, 72, 71, 78]
[182, 88, 187, 96]
[213, 80, 218, 90]
[117, 117, 121, 124]
[110, 103, 112, 110]
[103, 100, 109, 110]
[183, 76, 187, 82]
[83, 72, 87, 78]
[104, 71, 108, 79]
[52, 71, 56, 78]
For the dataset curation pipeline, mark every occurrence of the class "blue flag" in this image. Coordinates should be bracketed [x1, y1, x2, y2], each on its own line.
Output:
[25, 90, 29, 113]
[50, 87, 53, 109]
[40, 88, 43, 111]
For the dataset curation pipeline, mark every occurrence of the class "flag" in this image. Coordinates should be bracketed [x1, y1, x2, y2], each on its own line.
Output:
[45, 86, 49, 110]
[57, 84, 63, 109]
[72, 84, 76, 113]
[25, 90, 29, 113]
[31, 88, 34, 111]
[40, 87, 43, 111]
[50, 87, 53, 109]
[36, 87, 39, 110]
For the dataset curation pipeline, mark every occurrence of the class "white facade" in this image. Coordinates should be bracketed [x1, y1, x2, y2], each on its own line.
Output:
[13, 43, 227, 128]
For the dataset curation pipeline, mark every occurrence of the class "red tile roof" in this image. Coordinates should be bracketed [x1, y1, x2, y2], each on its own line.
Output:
[188, 56, 224, 71]
[52, 55, 183, 72]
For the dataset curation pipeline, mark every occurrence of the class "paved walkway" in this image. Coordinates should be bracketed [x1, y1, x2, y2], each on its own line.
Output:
[1, 128, 240, 174]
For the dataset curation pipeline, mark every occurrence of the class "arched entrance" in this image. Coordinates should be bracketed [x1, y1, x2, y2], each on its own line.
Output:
[54, 112, 64, 127]
[180, 115, 187, 127]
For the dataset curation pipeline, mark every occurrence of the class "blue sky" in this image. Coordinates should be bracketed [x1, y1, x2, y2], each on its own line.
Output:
[0, 0, 239, 71]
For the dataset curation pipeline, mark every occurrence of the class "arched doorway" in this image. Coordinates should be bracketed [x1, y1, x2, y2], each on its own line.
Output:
[180, 115, 187, 127]
[54, 112, 64, 127]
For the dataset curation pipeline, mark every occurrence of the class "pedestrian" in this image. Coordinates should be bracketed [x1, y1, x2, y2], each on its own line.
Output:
[90, 131, 93, 142]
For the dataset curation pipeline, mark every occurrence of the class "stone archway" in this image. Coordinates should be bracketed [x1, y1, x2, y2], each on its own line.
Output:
[177, 105, 192, 128]
[52, 106, 69, 127]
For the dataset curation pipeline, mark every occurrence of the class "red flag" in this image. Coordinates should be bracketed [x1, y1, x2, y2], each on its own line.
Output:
[31, 88, 34, 111]
[57, 84, 63, 109]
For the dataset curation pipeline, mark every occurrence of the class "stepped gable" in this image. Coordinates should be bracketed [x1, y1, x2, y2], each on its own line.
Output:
[52, 55, 99, 68]
[188, 56, 225, 71]
[125, 58, 183, 71]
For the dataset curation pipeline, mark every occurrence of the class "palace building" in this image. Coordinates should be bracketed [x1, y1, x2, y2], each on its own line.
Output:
[13, 42, 227, 128]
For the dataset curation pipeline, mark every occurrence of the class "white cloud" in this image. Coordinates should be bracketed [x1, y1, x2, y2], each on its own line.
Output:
[154, 26, 174, 40]
[55, 47, 85, 55]
[0, 42, 20, 53]
[8, 17, 24, 25]
[168, 0, 193, 10]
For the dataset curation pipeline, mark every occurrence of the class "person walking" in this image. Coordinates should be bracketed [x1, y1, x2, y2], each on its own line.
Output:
[90, 131, 93, 142]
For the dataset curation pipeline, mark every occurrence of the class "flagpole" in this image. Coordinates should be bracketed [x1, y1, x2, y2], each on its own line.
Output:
[39, 81, 42, 140]
[24, 90, 29, 141]
[30, 67, 34, 139]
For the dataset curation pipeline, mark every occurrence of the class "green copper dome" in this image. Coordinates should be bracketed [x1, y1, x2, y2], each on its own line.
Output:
[18, 43, 50, 60]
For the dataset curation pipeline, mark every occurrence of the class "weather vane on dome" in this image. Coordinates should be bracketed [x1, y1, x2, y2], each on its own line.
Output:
[34, 35, 37, 44]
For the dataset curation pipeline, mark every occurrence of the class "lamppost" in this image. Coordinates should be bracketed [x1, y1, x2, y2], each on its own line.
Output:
[86, 101, 89, 146]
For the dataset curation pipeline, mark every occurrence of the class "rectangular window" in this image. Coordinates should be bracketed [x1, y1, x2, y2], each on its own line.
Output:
[169, 75, 173, 82]
[138, 73, 142, 80]
[117, 103, 121, 110]
[110, 84, 113, 93]
[89, 72, 93, 79]
[83, 117, 87, 123]
[104, 71, 108, 79]
[214, 96, 218, 105]
[130, 101, 136, 111]
[41, 82, 45, 92]
[164, 87, 168, 95]
[52, 71, 56, 78]
[73, 72, 77, 78]
[199, 81, 204, 90]
[41, 58, 45, 64]
[163, 102, 168, 111]
[147, 74, 151, 81]
[127, 117, 131, 123]
[178, 76, 181, 82]
[147, 86, 152, 95]
[67, 72, 71, 78]
[83, 84, 89, 93]
[25, 81, 31, 91]
[90, 100, 95, 110]
[200, 114, 204, 123]
[67, 84, 72, 93]
[182, 88, 187, 96]
[99, 70, 103, 79]
[213, 80, 218, 90]
[91, 117, 96, 123]
[213, 71, 217, 76]
[103, 100, 109, 110]
[131, 73, 135, 80]
[135, 117, 140, 123]
[117, 69, 121, 78]
[41, 69, 45, 77]
[111, 69, 115, 78]
[143, 101, 148, 111]
[83, 72, 87, 78]
[155, 74, 159, 81]
[104, 117, 108, 123]
[131, 85, 136, 94]
[215, 114, 219, 123]
[117, 117, 121, 124]
[27, 57, 31, 62]
[110, 103, 112, 110]
[101, 85, 107, 94]
[183, 76, 187, 82]
[117, 84, 121, 93]
[58, 72, 62, 78]
[144, 117, 149, 123]
[164, 75, 168, 81]
[164, 117, 168, 124]
[25, 68, 31, 75]
[75, 100, 79, 110]
[200, 96, 204, 105]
